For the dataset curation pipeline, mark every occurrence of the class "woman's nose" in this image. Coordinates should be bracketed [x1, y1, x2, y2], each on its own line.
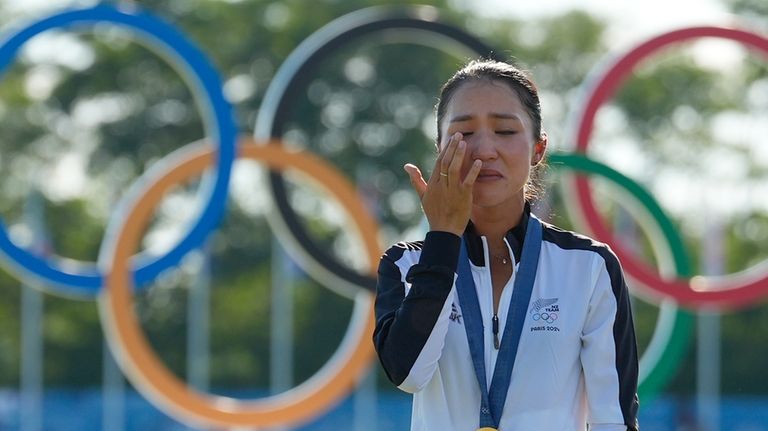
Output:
[468, 131, 497, 160]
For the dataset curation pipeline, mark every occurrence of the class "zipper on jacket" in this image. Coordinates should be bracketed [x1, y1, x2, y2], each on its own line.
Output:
[492, 313, 500, 349]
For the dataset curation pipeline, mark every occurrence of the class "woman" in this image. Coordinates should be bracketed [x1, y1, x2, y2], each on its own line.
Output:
[373, 59, 639, 431]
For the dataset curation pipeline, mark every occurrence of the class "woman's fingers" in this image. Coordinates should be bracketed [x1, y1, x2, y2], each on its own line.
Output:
[439, 132, 462, 180]
[463, 159, 482, 187]
[447, 139, 466, 183]
[432, 133, 452, 175]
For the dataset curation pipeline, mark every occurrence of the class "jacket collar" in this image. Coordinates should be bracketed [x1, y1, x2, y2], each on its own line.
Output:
[462, 202, 531, 267]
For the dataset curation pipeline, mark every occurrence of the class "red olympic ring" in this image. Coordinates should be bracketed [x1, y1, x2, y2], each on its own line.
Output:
[571, 26, 768, 310]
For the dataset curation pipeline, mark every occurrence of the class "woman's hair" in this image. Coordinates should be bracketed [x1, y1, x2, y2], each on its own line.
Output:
[434, 58, 546, 200]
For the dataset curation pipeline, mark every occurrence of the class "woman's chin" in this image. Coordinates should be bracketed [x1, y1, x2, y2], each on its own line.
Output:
[472, 189, 523, 210]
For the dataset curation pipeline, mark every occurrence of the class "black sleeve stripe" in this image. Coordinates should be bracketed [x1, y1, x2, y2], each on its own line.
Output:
[373, 243, 411, 384]
[542, 224, 639, 430]
[373, 233, 459, 386]
[596, 246, 640, 430]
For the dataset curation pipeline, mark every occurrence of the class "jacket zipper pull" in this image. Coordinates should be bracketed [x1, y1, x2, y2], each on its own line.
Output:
[492, 314, 500, 350]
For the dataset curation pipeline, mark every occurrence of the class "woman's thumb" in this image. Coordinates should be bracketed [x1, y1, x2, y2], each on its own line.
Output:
[404, 163, 427, 199]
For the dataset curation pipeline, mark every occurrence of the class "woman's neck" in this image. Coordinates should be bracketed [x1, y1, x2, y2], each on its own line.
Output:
[470, 196, 526, 241]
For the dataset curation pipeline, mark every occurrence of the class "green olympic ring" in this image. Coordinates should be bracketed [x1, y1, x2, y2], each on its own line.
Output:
[548, 152, 694, 400]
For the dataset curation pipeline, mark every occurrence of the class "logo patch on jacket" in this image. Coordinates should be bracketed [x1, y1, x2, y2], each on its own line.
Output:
[449, 302, 462, 324]
[529, 297, 560, 331]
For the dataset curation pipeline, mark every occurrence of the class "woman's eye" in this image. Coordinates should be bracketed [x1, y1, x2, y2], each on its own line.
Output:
[461, 132, 474, 137]
[497, 130, 517, 135]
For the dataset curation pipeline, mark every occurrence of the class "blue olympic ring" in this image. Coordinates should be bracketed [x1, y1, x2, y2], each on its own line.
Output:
[0, 5, 237, 296]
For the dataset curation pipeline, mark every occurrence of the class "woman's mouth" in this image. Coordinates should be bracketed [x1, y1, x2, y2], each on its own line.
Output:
[476, 169, 503, 181]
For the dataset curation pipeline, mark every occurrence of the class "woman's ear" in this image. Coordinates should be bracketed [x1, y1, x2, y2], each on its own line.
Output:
[531, 132, 548, 166]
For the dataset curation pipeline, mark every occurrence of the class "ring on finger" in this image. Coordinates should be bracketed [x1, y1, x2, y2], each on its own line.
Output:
[440, 172, 448, 177]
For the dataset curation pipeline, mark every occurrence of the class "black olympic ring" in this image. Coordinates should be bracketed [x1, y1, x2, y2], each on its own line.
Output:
[254, 5, 502, 294]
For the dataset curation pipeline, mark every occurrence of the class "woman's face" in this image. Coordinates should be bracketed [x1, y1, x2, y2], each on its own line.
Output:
[439, 80, 546, 209]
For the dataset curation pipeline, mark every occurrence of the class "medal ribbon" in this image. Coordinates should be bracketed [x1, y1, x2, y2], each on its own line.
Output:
[455, 215, 542, 429]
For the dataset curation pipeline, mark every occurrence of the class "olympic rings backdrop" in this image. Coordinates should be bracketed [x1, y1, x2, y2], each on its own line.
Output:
[1, 3, 766, 429]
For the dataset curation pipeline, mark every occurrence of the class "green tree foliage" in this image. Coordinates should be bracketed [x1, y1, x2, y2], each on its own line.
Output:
[728, 0, 768, 19]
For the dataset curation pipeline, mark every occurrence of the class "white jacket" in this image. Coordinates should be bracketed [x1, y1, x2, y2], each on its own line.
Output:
[373, 210, 639, 431]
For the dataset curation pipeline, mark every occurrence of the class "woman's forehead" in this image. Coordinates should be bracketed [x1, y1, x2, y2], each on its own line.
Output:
[443, 81, 529, 124]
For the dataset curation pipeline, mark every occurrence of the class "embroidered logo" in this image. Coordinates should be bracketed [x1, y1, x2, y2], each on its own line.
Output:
[529, 297, 560, 332]
[449, 302, 462, 324]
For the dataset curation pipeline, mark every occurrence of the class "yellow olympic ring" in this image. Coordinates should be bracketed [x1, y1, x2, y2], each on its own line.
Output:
[98, 137, 378, 428]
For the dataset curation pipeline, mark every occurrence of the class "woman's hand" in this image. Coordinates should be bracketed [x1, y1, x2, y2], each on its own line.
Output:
[404, 132, 482, 236]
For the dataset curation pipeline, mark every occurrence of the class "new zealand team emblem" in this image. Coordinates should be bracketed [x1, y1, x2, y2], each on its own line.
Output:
[529, 298, 560, 331]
